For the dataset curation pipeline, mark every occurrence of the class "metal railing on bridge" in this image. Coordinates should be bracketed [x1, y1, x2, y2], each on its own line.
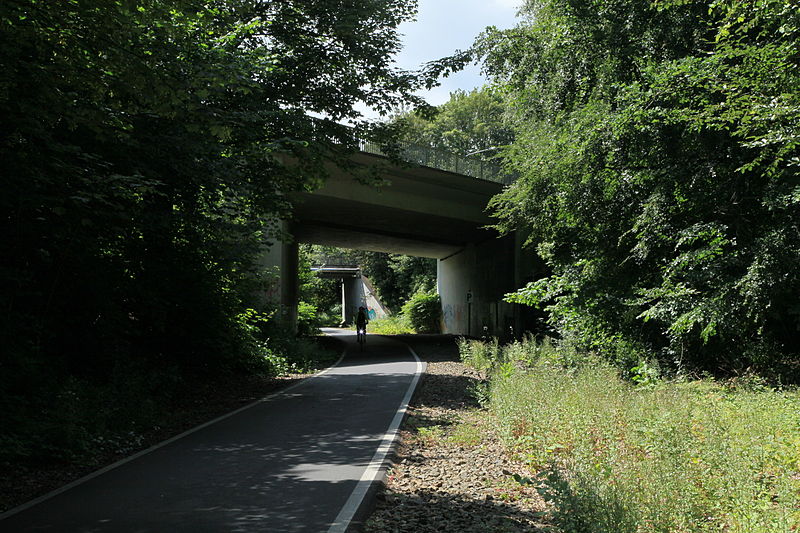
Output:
[309, 118, 512, 184]
[310, 255, 359, 269]
[310, 255, 361, 279]
[358, 138, 512, 184]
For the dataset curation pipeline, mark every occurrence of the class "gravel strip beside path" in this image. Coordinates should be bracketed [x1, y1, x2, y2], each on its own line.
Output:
[363, 336, 550, 533]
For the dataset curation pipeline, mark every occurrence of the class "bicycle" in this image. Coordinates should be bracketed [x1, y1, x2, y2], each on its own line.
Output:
[356, 326, 366, 351]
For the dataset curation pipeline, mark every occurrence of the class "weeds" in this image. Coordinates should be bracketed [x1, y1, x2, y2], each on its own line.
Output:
[457, 337, 502, 373]
[261, 336, 337, 375]
[415, 425, 445, 444]
[367, 315, 415, 335]
[467, 380, 491, 407]
[447, 416, 485, 447]
[459, 337, 800, 532]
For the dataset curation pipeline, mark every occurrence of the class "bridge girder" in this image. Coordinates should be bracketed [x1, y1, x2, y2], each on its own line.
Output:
[290, 152, 502, 259]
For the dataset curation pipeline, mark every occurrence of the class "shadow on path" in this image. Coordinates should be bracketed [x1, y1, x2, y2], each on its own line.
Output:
[0, 332, 422, 533]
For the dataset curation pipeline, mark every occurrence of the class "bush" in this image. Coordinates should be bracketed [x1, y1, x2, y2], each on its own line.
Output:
[401, 290, 441, 333]
[296, 301, 320, 336]
[260, 336, 336, 376]
[488, 0, 800, 376]
[238, 307, 337, 376]
[0, 356, 182, 464]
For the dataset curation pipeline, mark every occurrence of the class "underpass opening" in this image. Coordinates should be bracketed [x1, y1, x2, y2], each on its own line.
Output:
[262, 150, 540, 339]
[305, 246, 435, 331]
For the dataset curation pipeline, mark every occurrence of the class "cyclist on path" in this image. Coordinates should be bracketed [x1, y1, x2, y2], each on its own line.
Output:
[356, 306, 368, 334]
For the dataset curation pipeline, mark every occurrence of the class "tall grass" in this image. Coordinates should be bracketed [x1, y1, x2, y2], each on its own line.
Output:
[367, 315, 415, 335]
[459, 337, 800, 532]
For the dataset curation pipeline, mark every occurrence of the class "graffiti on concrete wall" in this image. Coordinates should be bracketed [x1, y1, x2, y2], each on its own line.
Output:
[351, 305, 377, 323]
[443, 304, 454, 328]
[442, 303, 465, 331]
[264, 281, 280, 304]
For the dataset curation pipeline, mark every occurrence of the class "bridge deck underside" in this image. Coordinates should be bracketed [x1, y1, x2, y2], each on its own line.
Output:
[311, 266, 361, 278]
[293, 196, 496, 258]
[291, 153, 503, 259]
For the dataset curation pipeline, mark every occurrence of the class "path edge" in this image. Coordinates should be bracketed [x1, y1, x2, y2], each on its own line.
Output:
[326, 338, 428, 533]
[0, 345, 348, 522]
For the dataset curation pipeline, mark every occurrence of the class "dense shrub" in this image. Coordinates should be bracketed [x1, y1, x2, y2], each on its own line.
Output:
[1, 0, 419, 467]
[296, 301, 320, 336]
[401, 291, 442, 333]
[238, 308, 337, 376]
[482, 0, 800, 375]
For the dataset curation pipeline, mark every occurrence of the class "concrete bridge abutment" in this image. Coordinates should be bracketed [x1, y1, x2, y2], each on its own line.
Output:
[341, 276, 363, 326]
[438, 235, 519, 338]
[257, 222, 300, 333]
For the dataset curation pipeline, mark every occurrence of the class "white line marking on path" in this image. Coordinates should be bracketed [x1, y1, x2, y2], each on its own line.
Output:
[326, 340, 425, 533]
[0, 348, 348, 521]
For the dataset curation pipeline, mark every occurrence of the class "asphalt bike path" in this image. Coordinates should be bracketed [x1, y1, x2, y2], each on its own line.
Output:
[0, 329, 424, 533]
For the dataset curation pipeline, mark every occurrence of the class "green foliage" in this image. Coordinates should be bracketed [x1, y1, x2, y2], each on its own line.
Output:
[480, 0, 800, 374]
[458, 337, 503, 373]
[460, 334, 593, 374]
[0, 356, 181, 463]
[296, 302, 319, 336]
[237, 308, 336, 376]
[353, 251, 436, 313]
[260, 335, 337, 377]
[0, 0, 421, 466]
[308, 245, 436, 313]
[395, 86, 514, 159]
[401, 290, 442, 333]
[383, 254, 438, 308]
[460, 337, 800, 531]
[298, 244, 342, 324]
[447, 416, 485, 447]
[298, 244, 341, 329]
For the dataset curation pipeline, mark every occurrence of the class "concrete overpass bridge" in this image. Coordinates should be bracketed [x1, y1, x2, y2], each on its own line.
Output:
[263, 141, 536, 337]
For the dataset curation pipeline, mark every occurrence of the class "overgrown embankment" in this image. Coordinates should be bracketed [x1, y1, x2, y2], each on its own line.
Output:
[1, 0, 421, 504]
[461, 337, 800, 532]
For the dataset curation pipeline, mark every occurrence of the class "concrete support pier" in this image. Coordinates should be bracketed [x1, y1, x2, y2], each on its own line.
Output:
[437, 235, 520, 338]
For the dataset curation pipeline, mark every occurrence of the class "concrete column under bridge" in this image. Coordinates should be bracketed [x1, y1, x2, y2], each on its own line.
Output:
[314, 265, 389, 326]
[256, 221, 300, 333]
[438, 236, 516, 338]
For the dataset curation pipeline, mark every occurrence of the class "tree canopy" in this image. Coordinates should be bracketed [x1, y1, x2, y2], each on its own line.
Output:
[479, 0, 800, 373]
[395, 86, 513, 159]
[1, 0, 423, 461]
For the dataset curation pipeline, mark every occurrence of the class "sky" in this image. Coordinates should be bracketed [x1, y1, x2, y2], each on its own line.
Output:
[357, 0, 521, 119]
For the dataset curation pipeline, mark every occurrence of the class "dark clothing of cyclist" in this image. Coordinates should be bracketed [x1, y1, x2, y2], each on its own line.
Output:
[356, 308, 368, 330]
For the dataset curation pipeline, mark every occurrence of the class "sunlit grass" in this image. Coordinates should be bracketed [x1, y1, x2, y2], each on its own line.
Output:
[367, 315, 415, 335]
[447, 413, 486, 447]
[460, 337, 800, 532]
